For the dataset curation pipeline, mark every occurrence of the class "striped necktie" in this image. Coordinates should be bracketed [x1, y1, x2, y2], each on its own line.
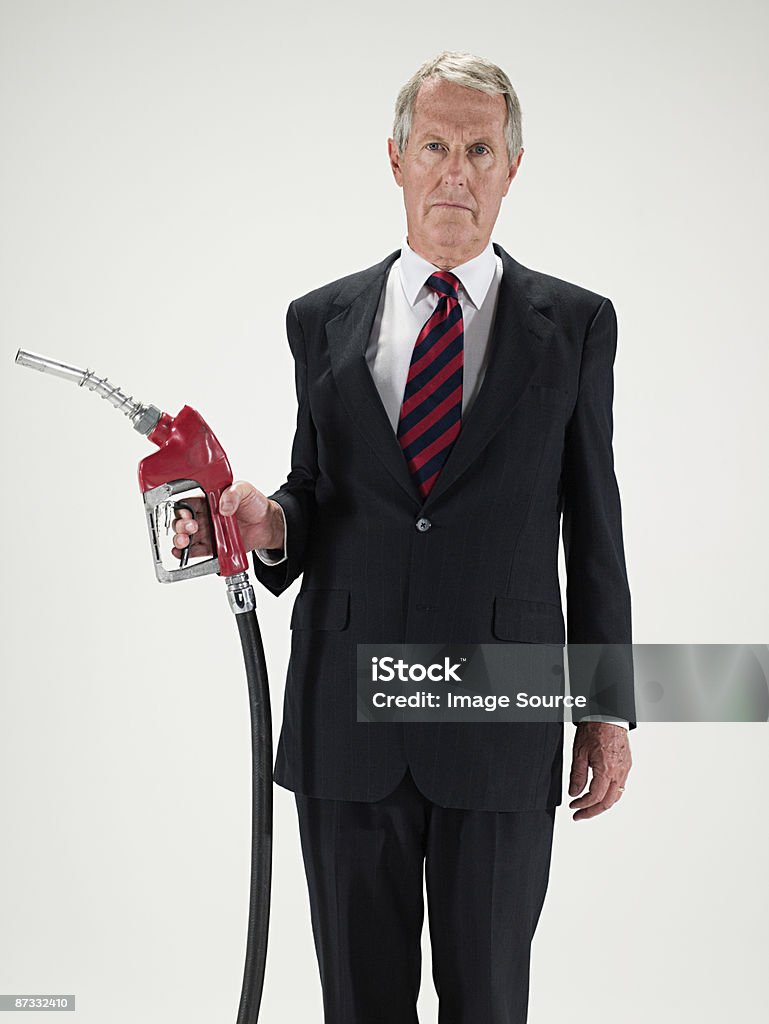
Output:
[397, 270, 464, 499]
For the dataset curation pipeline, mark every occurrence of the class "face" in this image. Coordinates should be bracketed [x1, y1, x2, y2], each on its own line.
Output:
[388, 77, 523, 269]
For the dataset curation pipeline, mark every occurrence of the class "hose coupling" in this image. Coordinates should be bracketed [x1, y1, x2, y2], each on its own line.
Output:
[226, 572, 256, 615]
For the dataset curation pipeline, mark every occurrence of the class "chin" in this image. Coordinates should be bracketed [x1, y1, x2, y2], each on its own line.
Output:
[427, 226, 473, 248]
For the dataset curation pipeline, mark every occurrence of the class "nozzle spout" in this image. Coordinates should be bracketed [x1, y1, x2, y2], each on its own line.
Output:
[14, 348, 162, 436]
[15, 349, 89, 384]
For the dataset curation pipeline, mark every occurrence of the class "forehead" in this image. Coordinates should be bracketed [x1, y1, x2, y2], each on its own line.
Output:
[411, 77, 507, 138]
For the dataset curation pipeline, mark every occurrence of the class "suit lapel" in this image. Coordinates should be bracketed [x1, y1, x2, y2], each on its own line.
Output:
[325, 249, 420, 503]
[325, 243, 558, 510]
[421, 244, 558, 510]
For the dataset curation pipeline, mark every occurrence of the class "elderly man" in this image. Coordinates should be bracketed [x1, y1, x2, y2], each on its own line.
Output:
[174, 50, 634, 1024]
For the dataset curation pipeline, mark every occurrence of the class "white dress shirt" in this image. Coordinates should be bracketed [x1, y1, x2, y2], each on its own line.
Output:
[256, 236, 628, 729]
[364, 235, 502, 430]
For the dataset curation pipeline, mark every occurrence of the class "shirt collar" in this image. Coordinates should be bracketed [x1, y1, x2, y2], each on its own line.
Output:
[398, 234, 497, 310]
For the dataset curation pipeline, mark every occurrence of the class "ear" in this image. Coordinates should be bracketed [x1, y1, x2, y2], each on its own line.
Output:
[388, 137, 404, 187]
[501, 147, 524, 197]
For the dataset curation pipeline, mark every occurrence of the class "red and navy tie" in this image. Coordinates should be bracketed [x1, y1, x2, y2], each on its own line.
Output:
[397, 270, 464, 499]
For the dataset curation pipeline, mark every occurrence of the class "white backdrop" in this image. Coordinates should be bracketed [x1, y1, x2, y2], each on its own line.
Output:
[1, 1, 767, 1021]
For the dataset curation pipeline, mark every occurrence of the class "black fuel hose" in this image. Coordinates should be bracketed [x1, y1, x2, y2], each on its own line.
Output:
[234, 607, 273, 1024]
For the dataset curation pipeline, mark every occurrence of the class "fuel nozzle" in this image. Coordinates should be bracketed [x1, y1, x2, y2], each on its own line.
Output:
[15, 347, 249, 582]
[15, 349, 162, 436]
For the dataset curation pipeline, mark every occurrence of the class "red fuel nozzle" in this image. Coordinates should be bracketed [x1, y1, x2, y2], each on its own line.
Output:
[15, 349, 249, 579]
[140, 406, 249, 577]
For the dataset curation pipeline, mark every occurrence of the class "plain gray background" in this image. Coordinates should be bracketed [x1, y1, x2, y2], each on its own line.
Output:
[1, 1, 767, 1021]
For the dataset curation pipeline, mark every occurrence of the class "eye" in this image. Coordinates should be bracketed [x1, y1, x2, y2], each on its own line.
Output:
[471, 144, 490, 155]
[425, 142, 444, 151]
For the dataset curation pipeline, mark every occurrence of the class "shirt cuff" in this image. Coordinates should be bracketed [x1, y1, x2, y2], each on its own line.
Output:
[577, 715, 630, 730]
[254, 501, 288, 565]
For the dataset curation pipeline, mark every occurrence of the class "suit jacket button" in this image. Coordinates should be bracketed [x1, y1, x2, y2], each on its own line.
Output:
[416, 517, 432, 532]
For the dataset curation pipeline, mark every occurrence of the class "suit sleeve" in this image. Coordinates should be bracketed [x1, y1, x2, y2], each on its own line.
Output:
[250, 299, 318, 596]
[560, 297, 637, 728]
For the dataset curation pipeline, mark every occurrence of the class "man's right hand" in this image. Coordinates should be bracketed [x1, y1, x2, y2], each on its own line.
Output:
[171, 481, 285, 560]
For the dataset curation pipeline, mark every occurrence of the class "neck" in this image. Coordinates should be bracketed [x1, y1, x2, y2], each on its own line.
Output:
[406, 233, 490, 271]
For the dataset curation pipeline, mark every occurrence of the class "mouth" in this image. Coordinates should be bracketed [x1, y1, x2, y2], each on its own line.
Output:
[433, 202, 472, 211]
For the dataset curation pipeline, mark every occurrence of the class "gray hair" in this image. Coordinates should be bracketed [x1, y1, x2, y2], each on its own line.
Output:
[392, 51, 522, 166]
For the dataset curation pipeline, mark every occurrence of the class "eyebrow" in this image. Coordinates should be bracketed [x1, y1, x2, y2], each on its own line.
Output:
[415, 130, 496, 147]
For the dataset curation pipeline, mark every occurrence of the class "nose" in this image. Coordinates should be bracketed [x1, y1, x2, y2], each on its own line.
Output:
[443, 149, 467, 187]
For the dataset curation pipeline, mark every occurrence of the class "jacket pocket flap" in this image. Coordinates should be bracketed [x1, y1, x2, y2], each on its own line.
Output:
[493, 595, 565, 643]
[290, 588, 350, 630]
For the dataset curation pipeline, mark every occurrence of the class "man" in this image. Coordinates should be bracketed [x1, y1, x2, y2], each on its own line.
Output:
[174, 51, 635, 1024]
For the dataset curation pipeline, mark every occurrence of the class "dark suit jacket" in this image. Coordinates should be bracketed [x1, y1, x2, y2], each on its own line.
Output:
[251, 242, 635, 810]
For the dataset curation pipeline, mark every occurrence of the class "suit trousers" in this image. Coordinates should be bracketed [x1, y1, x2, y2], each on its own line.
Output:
[294, 764, 557, 1024]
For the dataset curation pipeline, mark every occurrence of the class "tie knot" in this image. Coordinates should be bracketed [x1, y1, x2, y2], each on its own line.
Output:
[426, 271, 460, 301]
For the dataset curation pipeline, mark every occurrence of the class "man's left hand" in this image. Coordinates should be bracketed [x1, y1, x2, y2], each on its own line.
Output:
[568, 722, 632, 821]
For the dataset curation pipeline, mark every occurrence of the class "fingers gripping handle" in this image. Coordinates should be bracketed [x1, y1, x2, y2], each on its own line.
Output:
[173, 501, 196, 570]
